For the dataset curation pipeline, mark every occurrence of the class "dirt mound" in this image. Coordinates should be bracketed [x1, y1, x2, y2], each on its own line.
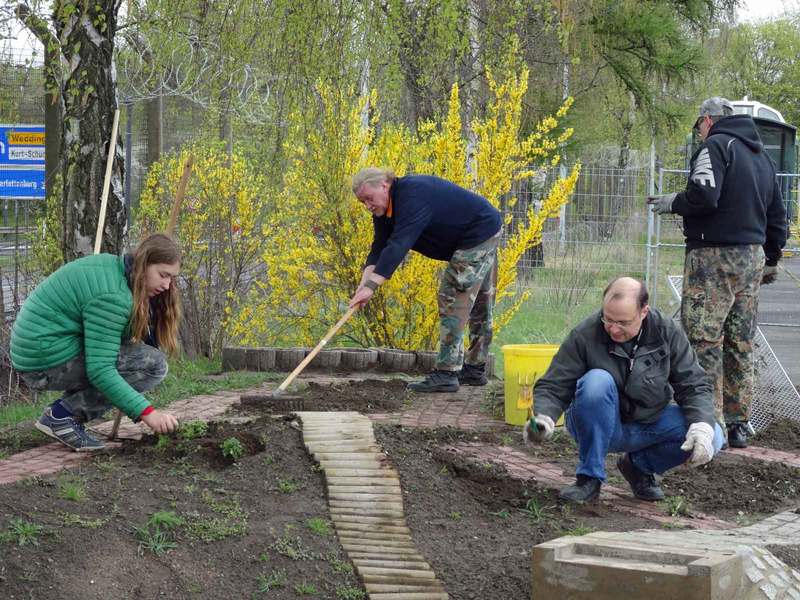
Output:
[753, 418, 800, 451]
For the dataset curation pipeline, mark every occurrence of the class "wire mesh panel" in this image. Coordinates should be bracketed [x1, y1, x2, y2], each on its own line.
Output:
[667, 275, 800, 433]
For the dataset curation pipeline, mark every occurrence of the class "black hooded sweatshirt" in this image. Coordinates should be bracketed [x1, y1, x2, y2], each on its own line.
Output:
[672, 114, 787, 265]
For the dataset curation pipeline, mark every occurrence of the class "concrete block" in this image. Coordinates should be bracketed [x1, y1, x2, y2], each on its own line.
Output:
[275, 348, 308, 371]
[339, 348, 379, 370]
[415, 351, 437, 372]
[309, 349, 342, 370]
[380, 349, 416, 372]
[532, 536, 744, 600]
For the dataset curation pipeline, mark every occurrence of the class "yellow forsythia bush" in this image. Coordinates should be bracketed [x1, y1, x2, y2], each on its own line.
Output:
[135, 139, 271, 356]
[226, 68, 580, 351]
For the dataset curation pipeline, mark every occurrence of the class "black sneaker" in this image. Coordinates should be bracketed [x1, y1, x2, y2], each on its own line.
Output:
[457, 363, 488, 386]
[35, 408, 105, 452]
[616, 453, 664, 501]
[727, 423, 748, 448]
[558, 475, 601, 503]
[407, 370, 459, 393]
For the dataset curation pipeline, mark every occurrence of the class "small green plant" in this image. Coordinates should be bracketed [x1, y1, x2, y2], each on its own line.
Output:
[60, 513, 107, 529]
[562, 523, 594, 536]
[255, 568, 287, 593]
[262, 454, 274, 465]
[660, 495, 690, 517]
[294, 581, 317, 595]
[327, 554, 354, 574]
[272, 533, 316, 560]
[257, 551, 270, 562]
[500, 433, 514, 446]
[220, 437, 245, 460]
[57, 476, 87, 502]
[277, 479, 298, 494]
[154, 434, 171, 451]
[179, 421, 209, 440]
[305, 517, 332, 537]
[148, 510, 184, 530]
[489, 509, 511, 519]
[735, 511, 754, 527]
[448, 511, 463, 521]
[521, 498, 551, 523]
[185, 516, 246, 542]
[335, 586, 366, 600]
[0, 518, 43, 546]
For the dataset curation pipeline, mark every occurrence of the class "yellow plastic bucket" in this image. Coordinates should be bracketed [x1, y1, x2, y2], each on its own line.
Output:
[501, 344, 561, 426]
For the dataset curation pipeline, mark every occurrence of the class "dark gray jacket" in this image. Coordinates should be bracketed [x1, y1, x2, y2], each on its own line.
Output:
[533, 309, 715, 427]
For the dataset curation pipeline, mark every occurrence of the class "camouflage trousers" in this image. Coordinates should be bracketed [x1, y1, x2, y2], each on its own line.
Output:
[437, 229, 501, 371]
[680, 245, 764, 426]
[20, 342, 168, 422]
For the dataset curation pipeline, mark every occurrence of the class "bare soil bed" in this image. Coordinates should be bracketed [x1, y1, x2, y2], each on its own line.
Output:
[1, 378, 799, 599]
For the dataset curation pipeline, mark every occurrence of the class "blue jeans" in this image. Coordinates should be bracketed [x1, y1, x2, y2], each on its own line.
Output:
[565, 369, 725, 481]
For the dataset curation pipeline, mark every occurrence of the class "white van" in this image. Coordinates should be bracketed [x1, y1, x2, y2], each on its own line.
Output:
[731, 97, 785, 123]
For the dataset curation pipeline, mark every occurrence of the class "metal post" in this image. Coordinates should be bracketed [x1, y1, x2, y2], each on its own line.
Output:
[124, 100, 133, 231]
[559, 163, 567, 253]
[645, 140, 656, 293]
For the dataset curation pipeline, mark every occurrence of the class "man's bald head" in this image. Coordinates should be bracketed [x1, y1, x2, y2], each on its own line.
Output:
[602, 277, 649, 310]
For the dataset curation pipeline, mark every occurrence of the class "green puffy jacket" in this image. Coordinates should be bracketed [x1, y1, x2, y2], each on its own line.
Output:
[10, 254, 150, 419]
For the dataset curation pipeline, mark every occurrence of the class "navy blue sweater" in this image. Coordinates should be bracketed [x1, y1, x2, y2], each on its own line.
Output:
[365, 175, 502, 278]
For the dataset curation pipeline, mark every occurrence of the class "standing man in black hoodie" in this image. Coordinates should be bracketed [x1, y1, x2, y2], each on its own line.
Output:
[647, 97, 788, 448]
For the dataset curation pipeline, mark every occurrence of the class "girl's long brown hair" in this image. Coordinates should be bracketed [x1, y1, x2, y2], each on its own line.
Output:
[129, 233, 182, 355]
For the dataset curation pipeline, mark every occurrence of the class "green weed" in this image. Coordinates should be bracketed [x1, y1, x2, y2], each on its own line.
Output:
[521, 498, 551, 523]
[57, 476, 87, 502]
[60, 513, 107, 529]
[179, 421, 209, 440]
[277, 479, 298, 493]
[185, 516, 246, 542]
[562, 523, 594, 536]
[660, 495, 690, 517]
[0, 518, 43, 546]
[272, 533, 316, 560]
[255, 568, 287, 593]
[335, 586, 365, 600]
[327, 554, 354, 574]
[294, 581, 317, 595]
[488, 509, 511, 519]
[448, 511, 463, 521]
[305, 517, 332, 537]
[220, 437, 244, 460]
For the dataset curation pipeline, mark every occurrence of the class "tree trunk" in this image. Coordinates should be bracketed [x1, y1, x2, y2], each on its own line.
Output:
[56, 0, 126, 259]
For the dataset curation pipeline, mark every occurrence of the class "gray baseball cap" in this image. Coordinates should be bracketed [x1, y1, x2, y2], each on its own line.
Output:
[698, 97, 734, 118]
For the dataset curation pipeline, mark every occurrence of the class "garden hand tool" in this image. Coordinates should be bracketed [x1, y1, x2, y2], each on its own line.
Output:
[269, 305, 358, 399]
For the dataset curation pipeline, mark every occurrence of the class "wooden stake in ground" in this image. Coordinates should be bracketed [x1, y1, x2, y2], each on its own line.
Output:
[107, 155, 194, 440]
[93, 109, 120, 255]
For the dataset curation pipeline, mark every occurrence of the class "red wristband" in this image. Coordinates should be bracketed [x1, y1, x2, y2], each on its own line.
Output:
[140, 406, 155, 418]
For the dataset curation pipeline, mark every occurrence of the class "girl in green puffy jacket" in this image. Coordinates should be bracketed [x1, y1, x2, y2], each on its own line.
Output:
[11, 233, 183, 451]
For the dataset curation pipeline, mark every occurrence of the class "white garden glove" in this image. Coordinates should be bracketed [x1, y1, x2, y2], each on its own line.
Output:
[680, 422, 715, 467]
[522, 414, 555, 444]
[646, 192, 677, 215]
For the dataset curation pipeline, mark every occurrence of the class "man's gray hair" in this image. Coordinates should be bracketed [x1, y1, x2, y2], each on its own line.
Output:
[351, 167, 395, 195]
[699, 97, 734, 118]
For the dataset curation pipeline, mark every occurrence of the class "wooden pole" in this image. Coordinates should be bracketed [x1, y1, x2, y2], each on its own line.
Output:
[93, 109, 120, 255]
[108, 155, 194, 440]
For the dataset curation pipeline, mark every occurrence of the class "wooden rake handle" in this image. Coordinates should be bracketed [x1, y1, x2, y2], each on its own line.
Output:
[276, 306, 358, 394]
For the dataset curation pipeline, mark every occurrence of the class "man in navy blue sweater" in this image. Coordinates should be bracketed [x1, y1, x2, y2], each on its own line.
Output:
[348, 167, 502, 392]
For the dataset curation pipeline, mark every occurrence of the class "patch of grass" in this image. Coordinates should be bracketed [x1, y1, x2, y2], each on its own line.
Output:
[135, 510, 184, 556]
[335, 586, 365, 600]
[179, 421, 209, 440]
[201, 489, 247, 520]
[272, 532, 317, 560]
[255, 568, 287, 593]
[660, 495, 691, 517]
[448, 511, 463, 521]
[0, 518, 44, 546]
[562, 523, 594, 536]
[305, 517, 333, 537]
[294, 581, 317, 595]
[57, 476, 87, 502]
[327, 554, 354, 574]
[149, 510, 185, 530]
[60, 513, 108, 529]
[521, 498, 552, 523]
[488, 509, 511, 519]
[262, 454, 274, 466]
[220, 437, 244, 460]
[185, 515, 246, 542]
[277, 479, 299, 494]
[0, 392, 54, 429]
[154, 434, 171, 451]
[147, 357, 274, 409]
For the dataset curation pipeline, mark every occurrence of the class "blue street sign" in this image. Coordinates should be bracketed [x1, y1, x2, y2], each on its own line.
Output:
[0, 124, 45, 199]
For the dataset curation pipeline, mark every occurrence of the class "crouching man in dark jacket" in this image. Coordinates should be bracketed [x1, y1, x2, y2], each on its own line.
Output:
[524, 276, 725, 503]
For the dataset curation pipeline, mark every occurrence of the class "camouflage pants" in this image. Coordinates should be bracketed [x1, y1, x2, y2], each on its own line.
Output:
[680, 245, 764, 426]
[437, 229, 501, 371]
[20, 342, 168, 422]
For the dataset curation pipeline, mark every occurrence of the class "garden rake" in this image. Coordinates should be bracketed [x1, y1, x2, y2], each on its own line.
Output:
[241, 305, 358, 411]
